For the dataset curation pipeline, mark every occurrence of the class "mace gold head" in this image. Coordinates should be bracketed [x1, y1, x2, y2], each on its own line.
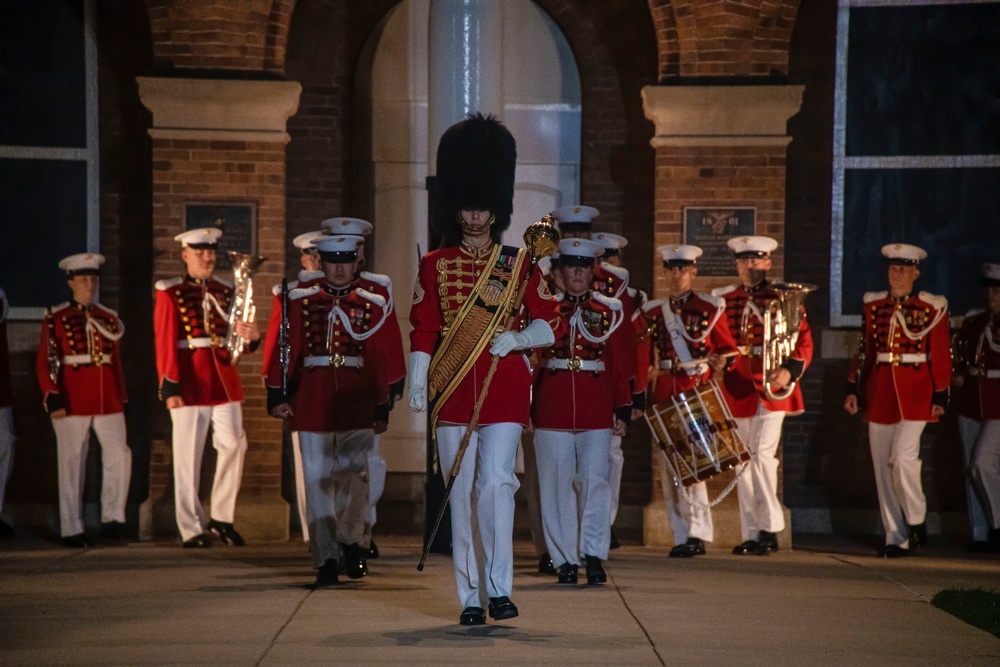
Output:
[523, 214, 559, 263]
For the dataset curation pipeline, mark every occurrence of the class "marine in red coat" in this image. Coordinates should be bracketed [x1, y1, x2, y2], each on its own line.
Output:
[35, 254, 130, 545]
[844, 243, 950, 557]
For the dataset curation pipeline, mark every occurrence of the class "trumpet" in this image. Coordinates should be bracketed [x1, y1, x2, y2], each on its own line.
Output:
[225, 251, 266, 366]
[743, 281, 816, 401]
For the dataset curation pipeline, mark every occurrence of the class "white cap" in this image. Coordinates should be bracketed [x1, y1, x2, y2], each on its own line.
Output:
[557, 238, 604, 261]
[551, 205, 599, 228]
[727, 235, 778, 257]
[58, 253, 106, 275]
[293, 231, 325, 250]
[593, 232, 628, 255]
[982, 262, 1000, 285]
[314, 234, 363, 257]
[656, 244, 703, 265]
[321, 217, 373, 236]
[881, 243, 927, 265]
[174, 227, 223, 247]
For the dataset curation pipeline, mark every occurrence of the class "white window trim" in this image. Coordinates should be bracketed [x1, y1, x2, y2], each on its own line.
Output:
[829, 0, 1000, 328]
[0, 0, 99, 321]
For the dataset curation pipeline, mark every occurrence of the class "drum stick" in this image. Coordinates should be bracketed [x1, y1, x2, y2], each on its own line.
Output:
[677, 350, 738, 369]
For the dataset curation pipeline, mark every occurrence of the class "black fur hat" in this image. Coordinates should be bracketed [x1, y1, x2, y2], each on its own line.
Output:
[432, 112, 517, 246]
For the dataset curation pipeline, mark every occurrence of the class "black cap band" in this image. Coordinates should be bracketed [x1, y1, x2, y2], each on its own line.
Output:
[983, 277, 1000, 287]
[66, 269, 101, 278]
[301, 247, 319, 256]
[663, 260, 695, 268]
[559, 254, 595, 268]
[557, 222, 592, 233]
[602, 248, 620, 258]
[185, 242, 218, 250]
[320, 251, 358, 263]
[887, 258, 919, 266]
[734, 251, 769, 259]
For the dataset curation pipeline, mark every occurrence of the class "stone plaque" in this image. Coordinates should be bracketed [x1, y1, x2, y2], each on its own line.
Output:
[184, 201, 257, 270]
[683, 207, 756, 277]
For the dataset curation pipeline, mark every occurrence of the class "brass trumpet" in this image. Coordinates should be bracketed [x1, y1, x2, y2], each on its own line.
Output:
[743, 281, 816, 401]
[225, 251, 266, 365]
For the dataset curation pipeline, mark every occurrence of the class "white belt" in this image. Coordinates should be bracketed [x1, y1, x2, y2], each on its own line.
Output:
[546, 358, 605, 372]
[177, 337, 218, 349]
[304, 355, 364, 369]
[738, 345, 763, 356]
[61, 354, 111, 365]
[969, 367, 1000, 379]
[876, 352, 927, 364]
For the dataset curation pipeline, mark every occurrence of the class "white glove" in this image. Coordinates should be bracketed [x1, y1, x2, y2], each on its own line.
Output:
[489, 318, 555, 357]
[407, 351, 431, 413]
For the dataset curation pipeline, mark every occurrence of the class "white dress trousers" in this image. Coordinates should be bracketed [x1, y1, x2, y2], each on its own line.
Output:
[657, 449, 713, 544]
[363, 434, 387, 547]
[0, 406, 13, 514]
[535, 428, 612, 566]
[608, 434, 625, 524]
[437, 422, 522, 610]
[298, 428, 373, 568]
[868, 420, 927, 548]
[520, 433, 549, 556]
[169, 401, 248, 542]
[290, 431, 309, 542]
[51, 412, 131, 537]
[961, 416, 1000, 532]
[733, 404, 787, 541]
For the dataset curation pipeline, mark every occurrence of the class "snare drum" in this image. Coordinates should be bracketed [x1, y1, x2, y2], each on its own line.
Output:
[643, 380, 749, 486]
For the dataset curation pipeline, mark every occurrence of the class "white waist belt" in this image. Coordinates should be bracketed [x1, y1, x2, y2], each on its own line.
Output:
[61, 354, 111, 365]
[876, 352, 927, 364]
[968, 367, 1000, 379]
[178, 337, 218, 349]
[304, 355, 364, 369]
[546, 358, 605, 372]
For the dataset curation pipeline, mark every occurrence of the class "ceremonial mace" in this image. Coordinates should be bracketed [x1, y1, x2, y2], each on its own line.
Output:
[417, 215, 559, 571]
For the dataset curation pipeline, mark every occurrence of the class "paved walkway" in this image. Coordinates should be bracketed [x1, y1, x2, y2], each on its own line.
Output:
[2, 535, 999, 666]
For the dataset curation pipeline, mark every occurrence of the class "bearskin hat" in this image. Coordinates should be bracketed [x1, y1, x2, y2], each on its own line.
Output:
[432, 112, 517, 246]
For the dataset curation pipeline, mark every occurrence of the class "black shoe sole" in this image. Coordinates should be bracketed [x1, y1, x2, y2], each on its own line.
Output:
[459, 614, 486, 626]
[488, 607, 518, 621]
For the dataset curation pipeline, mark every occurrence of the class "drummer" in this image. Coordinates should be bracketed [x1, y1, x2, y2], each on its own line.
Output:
[642, 244, 739, 557]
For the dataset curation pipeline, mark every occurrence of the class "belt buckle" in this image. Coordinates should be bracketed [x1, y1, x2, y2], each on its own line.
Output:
[210, 334, 222, 348]
[330, 353, 346, 368]
[567, 357, 583, 371]
[93, 353, 103, 367]
[890, 352, 901, 366]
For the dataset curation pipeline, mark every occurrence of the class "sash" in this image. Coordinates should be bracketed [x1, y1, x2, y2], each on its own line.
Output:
[661, 303, 700, 377]
[428, 245, 527, 426]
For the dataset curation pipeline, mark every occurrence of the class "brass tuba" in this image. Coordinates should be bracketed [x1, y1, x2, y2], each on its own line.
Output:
[743, 281, 816, 401]
[225, 251, 267, 365]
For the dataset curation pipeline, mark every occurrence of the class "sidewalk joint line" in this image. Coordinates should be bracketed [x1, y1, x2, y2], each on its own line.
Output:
[608, 567, 667, 666]
[254, 587, 313, 666]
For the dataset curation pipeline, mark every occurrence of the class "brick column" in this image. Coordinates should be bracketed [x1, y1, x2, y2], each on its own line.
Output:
[640, 84, 803, 548]
[137, 77, 301, 541]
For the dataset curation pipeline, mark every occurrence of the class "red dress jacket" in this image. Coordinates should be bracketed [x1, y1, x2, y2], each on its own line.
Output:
[532, 292, 632, 431]
[0, 289, 11, 409]
[266, 282, 391, 433]
[36, 301, 126, 416]
[410, 245, 565, 427]
[712, 281, 813, 417]
[847, 291, 951, 424]
[644, 292, 739, 403]
[154, 276, 246, 407]
[953, 309, 1000, 421]
[261, 269, 325, 379]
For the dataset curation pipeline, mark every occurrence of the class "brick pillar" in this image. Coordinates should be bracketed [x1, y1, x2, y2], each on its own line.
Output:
[136, 77, 301, 541]
[640, 85, 803, 548]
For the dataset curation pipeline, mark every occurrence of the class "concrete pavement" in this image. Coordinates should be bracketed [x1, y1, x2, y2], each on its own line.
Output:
[1, 535, 999, 666]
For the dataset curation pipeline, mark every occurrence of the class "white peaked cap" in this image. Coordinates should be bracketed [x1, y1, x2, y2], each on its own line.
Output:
[557, 238, 604, 259]
[551, 204, 600, 225]
[656, 244, 703, 264]
[881, 242, 927, 264]
[58, 253, 106, 273]
[321, 217, 373, 236]
[174, 227, 223, 247]
[314, 234, 363, 254]
[593, 232, 628, 251]
[293, 231, 326, 250]
[727, 235, 778, 256]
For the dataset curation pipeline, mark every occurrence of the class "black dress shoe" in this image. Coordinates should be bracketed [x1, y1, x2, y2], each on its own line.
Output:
[61, 534, 90, 548]
[556, 562, 579, 584]
[909, 522, 927, 549]
[344, 543, 368, 579]
[732, 539, 760, 555]
[488, 596, 519, 621]
[459, 606, 486, 626]
[368, 539, 379, 559]
[314, 559, 340, 588]
[669, 538, 706, 558]
[757, 530, 779, 554]
[100, 521, 127, 542]
[207, 520, 245, 546]
[182, 534, 210, 549]
[584, 555, 606, 584]
[877, 544, 908, 558]
[538, 552, 556, 575]
[609, 527, 621, 550]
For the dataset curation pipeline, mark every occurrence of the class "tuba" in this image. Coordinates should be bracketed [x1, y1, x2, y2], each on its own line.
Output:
[743, 281, 816, 401]
[225, 251, 267, 365]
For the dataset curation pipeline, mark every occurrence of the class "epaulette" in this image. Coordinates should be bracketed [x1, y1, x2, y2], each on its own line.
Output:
[699, 293, 726, 310]
[965, 308, 987, 318]
[94, 303, 119, 318]
[155, 277, 183, 291]
[355, 288, 387, 309]
[918, 291, 948, 311]
[360, 271, 392, 288]
[213, 276, 234, 289]
[600, 262, 629, 283]
[643, 298, 664, 314]
[592, 292, 622, 312]
[711, 284, 738, 297]
[298, 270, 324, 283]
[289, 285, 320, 301]
[49, 301, 70, 314]
[554, 292, 565, 302]
[863, 290, 888, 304]
[272, 280, 300, 297]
